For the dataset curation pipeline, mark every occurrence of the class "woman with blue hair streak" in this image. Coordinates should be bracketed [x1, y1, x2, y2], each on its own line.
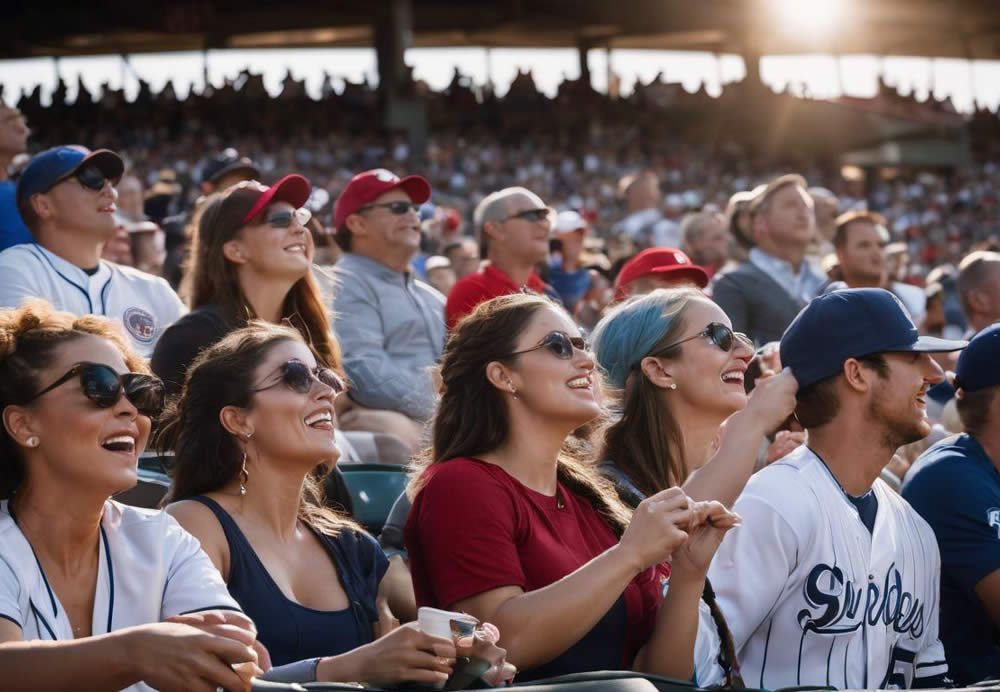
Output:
[591, 288, 799, 686]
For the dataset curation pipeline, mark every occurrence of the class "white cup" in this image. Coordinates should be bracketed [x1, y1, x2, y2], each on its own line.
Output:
[417, 606, 478, 641]
[417, 607, 479, 689]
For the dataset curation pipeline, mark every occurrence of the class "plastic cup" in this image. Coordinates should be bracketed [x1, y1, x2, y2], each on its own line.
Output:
[417, 607, 480, 689]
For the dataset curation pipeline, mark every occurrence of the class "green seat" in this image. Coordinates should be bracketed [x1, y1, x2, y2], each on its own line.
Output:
[337, 464, 408, 534]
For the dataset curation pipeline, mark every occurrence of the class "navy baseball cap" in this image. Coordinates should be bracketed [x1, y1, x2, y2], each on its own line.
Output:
[954, 323, 1000, 393]
[17, 146, 124, 203]
[780, 288, 967, 389]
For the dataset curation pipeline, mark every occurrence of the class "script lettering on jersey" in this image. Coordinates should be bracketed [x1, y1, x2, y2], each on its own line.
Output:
[798, 563, 923, 638]
[988, 507, 1000, 539]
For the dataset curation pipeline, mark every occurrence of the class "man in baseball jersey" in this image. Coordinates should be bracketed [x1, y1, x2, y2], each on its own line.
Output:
[904, 324, 1000, 685]
[0, 146, 186, 357]
[696, 288, 966, 689]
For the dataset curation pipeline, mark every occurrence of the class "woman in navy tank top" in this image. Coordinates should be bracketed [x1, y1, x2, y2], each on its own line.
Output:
[158, 322, 511, 686]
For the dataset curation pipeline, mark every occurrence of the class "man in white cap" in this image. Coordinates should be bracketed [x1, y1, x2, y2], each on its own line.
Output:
[548, 210, 592, 313]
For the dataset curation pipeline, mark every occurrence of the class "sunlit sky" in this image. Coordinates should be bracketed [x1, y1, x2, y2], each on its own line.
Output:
[2, 48, 1000, 113]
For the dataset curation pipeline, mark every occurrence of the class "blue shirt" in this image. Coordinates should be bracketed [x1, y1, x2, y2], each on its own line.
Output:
[903, 433, 1000, 685]
[0, 180, 32, 251]
[548, 258, 592, 313]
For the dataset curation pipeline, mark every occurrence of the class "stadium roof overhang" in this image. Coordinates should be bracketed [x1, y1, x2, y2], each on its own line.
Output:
[4, 0, 1000, 60]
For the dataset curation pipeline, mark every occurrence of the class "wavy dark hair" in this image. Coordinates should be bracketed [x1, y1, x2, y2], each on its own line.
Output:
[157, 321, 356, 536]
[0, 300, 148, 499]
[408, 293, 631, 534]
[182, 185, 341, 369]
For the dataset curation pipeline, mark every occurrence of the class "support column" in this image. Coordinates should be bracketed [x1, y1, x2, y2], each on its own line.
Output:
[577, 39, 593, 89]
[373, 0, 428, 163]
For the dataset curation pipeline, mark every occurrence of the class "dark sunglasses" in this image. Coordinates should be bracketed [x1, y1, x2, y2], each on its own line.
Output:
[503, 208, 553, 223]
[51, 164, 112, 193]
[658, 322, 754, 354]
[253, 360, 346, 395]
[266, 207, 312, 228]
[25, 362, 165, 417]
[359, 201, 420, 215]
[508, 331, 589, 360]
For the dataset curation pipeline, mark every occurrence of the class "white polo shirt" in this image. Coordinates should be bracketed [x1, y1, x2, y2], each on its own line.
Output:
[0, 499, 241, 691]
[0, 243, 187, 358]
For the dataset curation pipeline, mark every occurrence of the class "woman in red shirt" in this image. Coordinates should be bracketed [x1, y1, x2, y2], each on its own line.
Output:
[405, 293, 740, 682]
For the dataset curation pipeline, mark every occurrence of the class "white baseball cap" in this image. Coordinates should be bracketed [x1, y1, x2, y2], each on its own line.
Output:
[555, 210, 587, 234]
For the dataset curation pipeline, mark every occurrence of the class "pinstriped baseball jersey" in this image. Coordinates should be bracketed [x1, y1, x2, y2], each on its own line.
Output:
[696, 445, 948, 689]
[0, 243, 186, 358]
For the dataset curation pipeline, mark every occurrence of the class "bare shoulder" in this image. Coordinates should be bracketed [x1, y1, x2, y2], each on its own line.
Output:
[165, 497, 231, 576]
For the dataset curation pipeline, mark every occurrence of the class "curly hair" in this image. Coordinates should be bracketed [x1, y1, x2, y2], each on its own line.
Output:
[0, 299, 148, 498]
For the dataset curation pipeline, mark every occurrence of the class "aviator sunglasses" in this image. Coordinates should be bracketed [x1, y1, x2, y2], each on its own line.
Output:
[25, 362, 165, 417]
[507, 331, 589, 360]
[657, 322, 753, 354]
[359, 201, 420, 215]
[266, 207, 312, 228]
[503, 207, 553, 223]
[253, 360, 346, 395]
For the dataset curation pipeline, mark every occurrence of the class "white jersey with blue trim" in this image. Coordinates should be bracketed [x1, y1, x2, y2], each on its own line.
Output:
[0, 243, 186, 358]
[0, 499, 241, 692]
[695, 445, 948, 689]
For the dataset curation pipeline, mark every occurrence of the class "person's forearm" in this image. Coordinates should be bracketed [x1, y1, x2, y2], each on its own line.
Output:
[316, 647, 366, 682]
[0, 630, 139, 691]
[684, 412, 766, 507]
[476, 545, 642, 670]
[633, 572, 703, 680]
[343, 361, 435, 421]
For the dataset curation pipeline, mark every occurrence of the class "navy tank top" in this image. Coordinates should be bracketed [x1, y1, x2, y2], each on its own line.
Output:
[190, 496, 389, 667]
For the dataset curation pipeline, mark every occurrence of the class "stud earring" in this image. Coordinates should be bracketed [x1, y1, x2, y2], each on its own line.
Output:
[669, 383, 677, 390]
[26, 436, 39, 447]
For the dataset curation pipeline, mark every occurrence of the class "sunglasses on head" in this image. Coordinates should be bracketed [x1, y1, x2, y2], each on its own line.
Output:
[25, 362, 165, 417]
[508, 331, 589, 360]
[267, 207, 312, 228]
[253, 360, 346, 395]
[658, 322, 754, 354]
[503, 208, 553, 223]
[359, 201, 420, 216]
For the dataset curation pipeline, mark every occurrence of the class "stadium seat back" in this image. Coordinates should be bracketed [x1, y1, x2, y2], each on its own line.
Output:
[337, 464, 408, 534]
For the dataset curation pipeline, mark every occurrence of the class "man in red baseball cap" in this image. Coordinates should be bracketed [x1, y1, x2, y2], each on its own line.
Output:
[613, 246, 709, 301]
[331, 169, 446, 430]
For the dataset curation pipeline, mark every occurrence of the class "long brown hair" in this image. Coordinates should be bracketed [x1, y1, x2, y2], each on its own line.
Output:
[182, 185, 341, 369]
[408, 293, 632, 534]
[0, 299, 148, 499]
[157, 322, 356, 536]
[592, 289, 701, 499]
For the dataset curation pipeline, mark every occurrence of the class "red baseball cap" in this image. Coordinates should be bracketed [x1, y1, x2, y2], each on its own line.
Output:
[615, 247, 709, 300]
[239, 174, 311, 224]
[333, 168, 431, 228]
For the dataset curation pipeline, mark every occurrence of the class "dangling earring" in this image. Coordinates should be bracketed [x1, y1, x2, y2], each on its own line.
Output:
[240, 431, 252, 497]
[506, 380, 518, 400]
[239, 452, 249, 496]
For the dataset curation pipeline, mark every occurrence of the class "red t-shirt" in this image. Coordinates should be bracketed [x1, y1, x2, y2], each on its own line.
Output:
[404, 457, 670, 674]
[445, 265, 549, 329]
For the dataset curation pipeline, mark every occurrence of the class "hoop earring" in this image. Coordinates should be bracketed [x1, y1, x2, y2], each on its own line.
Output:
[240, 452, 249, 497]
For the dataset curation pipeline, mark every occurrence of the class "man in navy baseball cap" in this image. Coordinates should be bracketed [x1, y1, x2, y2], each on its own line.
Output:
[17, 145, 124, 206]
[780, 287, 967, 390]
[904, 322, 1000, 685]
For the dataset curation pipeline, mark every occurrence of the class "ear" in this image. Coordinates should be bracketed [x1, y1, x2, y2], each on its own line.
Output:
[639, 356, 675, 390]
[966, 287, 989, 314]
[345, 213, 367, 238]
[219, 405, 254, 439]
[482, 219, 503, 246]
[2, 405, 39, 449]
[31, 193, 55, 224]
[484, 360, 516, 394]
[841, 358, 873, 394]
[222, 239, 247, 265]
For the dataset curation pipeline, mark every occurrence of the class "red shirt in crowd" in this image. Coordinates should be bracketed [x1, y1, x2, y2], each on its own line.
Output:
[404, 457, 670, 679]
[445, 264, 550, 329]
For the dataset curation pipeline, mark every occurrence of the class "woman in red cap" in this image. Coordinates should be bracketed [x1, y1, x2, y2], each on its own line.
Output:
[151, 175, 338, 399]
